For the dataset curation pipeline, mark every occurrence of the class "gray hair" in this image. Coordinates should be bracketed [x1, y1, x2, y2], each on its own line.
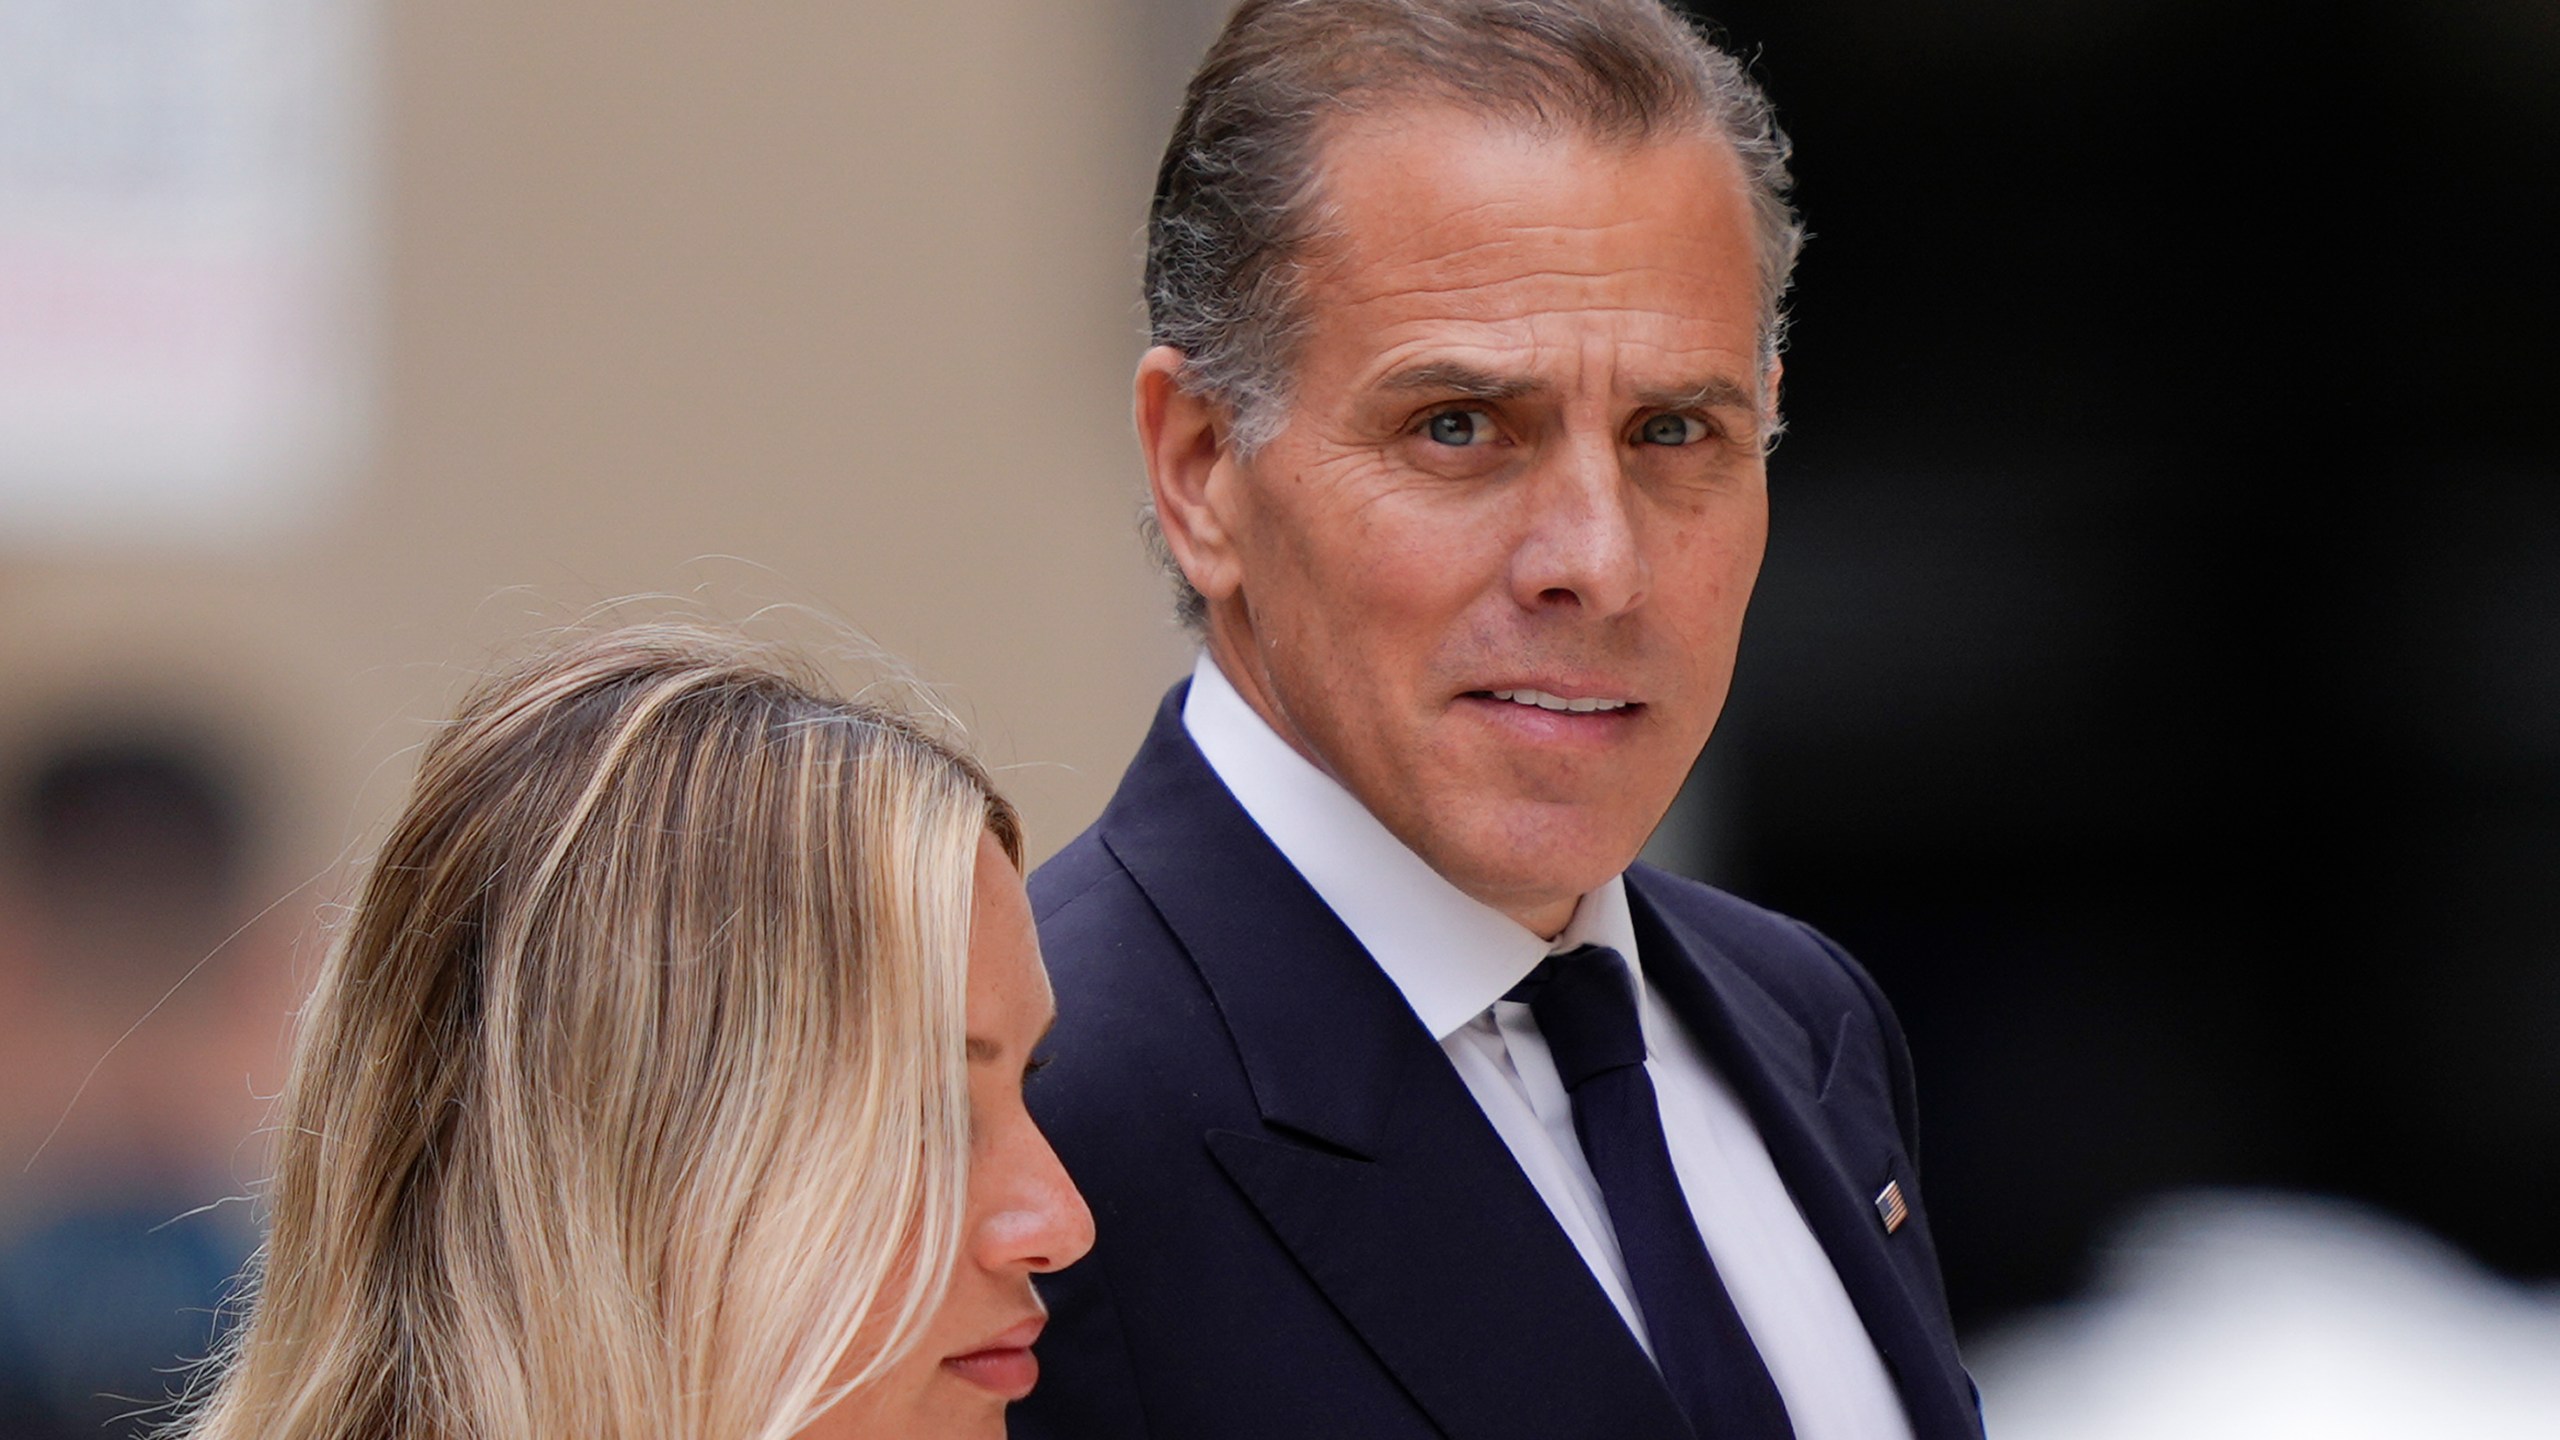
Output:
[1140, 0, 1805, 629]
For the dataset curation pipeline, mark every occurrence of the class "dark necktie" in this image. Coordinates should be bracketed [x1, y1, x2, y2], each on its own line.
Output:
[1510, 945, 1796, 1440]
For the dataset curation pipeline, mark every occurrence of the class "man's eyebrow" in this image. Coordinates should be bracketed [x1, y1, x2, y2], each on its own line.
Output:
[1382, 364, 1760, 417]
[1638, 377, 1759, 413]
[1378, 361, 1543, 401]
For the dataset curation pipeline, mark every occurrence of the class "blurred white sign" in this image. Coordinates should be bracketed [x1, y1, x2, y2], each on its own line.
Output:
[0, 0, 367, 546]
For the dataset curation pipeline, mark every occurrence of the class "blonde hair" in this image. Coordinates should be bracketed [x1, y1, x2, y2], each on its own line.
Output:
[179, 624, 1021, 1440]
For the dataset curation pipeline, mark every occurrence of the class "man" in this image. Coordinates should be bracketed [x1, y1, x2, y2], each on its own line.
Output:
[1017, 2, 1978, 1436]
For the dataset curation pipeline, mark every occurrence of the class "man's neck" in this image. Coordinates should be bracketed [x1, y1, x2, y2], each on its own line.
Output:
[1200, 625, 1331, 781]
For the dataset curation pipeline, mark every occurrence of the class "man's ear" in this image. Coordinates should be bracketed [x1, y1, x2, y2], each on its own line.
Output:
[1135, 345, 1246, 606]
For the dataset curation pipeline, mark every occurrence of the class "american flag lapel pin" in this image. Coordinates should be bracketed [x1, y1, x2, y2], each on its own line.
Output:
[1874, 1180, 1909, 1235]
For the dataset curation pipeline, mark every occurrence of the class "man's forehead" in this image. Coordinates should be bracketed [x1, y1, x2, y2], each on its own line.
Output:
[1308, 102, 1744, 228]
[1302, 111, 1753, 287]
[1251, 100, 1773, 429]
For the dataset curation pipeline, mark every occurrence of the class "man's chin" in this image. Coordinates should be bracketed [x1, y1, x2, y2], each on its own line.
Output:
[1421, 823, 1650, 930]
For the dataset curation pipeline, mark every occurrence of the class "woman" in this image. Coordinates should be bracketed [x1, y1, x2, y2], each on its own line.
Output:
[178, 625, 1092, 1440]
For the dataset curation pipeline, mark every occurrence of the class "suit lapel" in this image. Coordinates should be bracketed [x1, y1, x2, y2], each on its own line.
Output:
[1626, 872, 1978, 1440]
[1095, 694, 1689, 1440]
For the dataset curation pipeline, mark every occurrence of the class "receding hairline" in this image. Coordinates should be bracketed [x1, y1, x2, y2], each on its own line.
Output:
[1288, 88, 1757, 261]
[1236, 97, 1780, 395]
[1288, 108, 1781, 420]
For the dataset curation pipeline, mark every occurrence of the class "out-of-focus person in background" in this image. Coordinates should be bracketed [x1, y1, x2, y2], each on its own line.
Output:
[0, 736, 288, 1440]
[1018, 3, 1975, 1439]
[174, 626, 1092, 1440]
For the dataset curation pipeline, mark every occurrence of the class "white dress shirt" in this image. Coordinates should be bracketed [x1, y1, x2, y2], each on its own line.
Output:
[1183, 654, 1913, 1440]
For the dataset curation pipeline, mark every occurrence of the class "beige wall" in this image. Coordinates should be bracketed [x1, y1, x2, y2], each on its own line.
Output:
[2, 0, 1192, 916]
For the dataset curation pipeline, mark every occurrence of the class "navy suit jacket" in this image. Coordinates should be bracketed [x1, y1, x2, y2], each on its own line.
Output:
[1015, 685, 1980, 1440]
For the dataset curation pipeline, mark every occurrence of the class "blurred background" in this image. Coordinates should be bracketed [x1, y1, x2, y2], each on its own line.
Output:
[0, 0, 2550, 1433]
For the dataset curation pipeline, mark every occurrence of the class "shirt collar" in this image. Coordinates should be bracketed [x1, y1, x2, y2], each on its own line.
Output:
[1182, 653, 1636, 1040]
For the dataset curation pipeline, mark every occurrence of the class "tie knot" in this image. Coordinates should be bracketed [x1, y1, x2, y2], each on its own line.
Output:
[1509, 944, 1646, 1091]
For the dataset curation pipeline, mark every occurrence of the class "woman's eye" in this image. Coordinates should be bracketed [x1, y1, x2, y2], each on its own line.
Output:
[1424, 409, 1496, 446]
[1637, 413, 1710, 446]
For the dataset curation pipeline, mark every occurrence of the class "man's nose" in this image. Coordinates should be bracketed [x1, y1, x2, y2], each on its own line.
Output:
[1509, 431, 1647, 617]
[984, 1125, 1097, 1275]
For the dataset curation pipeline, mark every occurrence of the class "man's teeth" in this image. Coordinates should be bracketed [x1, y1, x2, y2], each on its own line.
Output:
[1488, 688, 1630, 713]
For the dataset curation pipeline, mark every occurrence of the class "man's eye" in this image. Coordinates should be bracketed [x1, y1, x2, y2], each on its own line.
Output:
[1423, 409, 1496, 446]
[1636, 413, 1710, 446]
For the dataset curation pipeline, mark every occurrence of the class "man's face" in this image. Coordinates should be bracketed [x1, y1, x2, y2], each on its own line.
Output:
[1181, 107, 1772, 934]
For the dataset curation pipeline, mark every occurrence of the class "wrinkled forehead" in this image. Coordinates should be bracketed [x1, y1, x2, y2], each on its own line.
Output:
[1296, 109, 1754, 305]
[1289, 106, 1765, 377]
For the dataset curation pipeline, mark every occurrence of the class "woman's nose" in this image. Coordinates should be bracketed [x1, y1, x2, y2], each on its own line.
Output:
[981, 1121, 1096, 1275]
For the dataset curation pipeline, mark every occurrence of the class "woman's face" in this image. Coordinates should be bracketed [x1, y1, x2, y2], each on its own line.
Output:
[803, 832, 1095, 1440]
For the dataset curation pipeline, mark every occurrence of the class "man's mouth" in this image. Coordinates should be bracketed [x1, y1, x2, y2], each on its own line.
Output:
[1482, 687, 1634, 714]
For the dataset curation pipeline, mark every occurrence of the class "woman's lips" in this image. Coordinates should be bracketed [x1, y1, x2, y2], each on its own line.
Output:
[944, 1318, 1045, 1401]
